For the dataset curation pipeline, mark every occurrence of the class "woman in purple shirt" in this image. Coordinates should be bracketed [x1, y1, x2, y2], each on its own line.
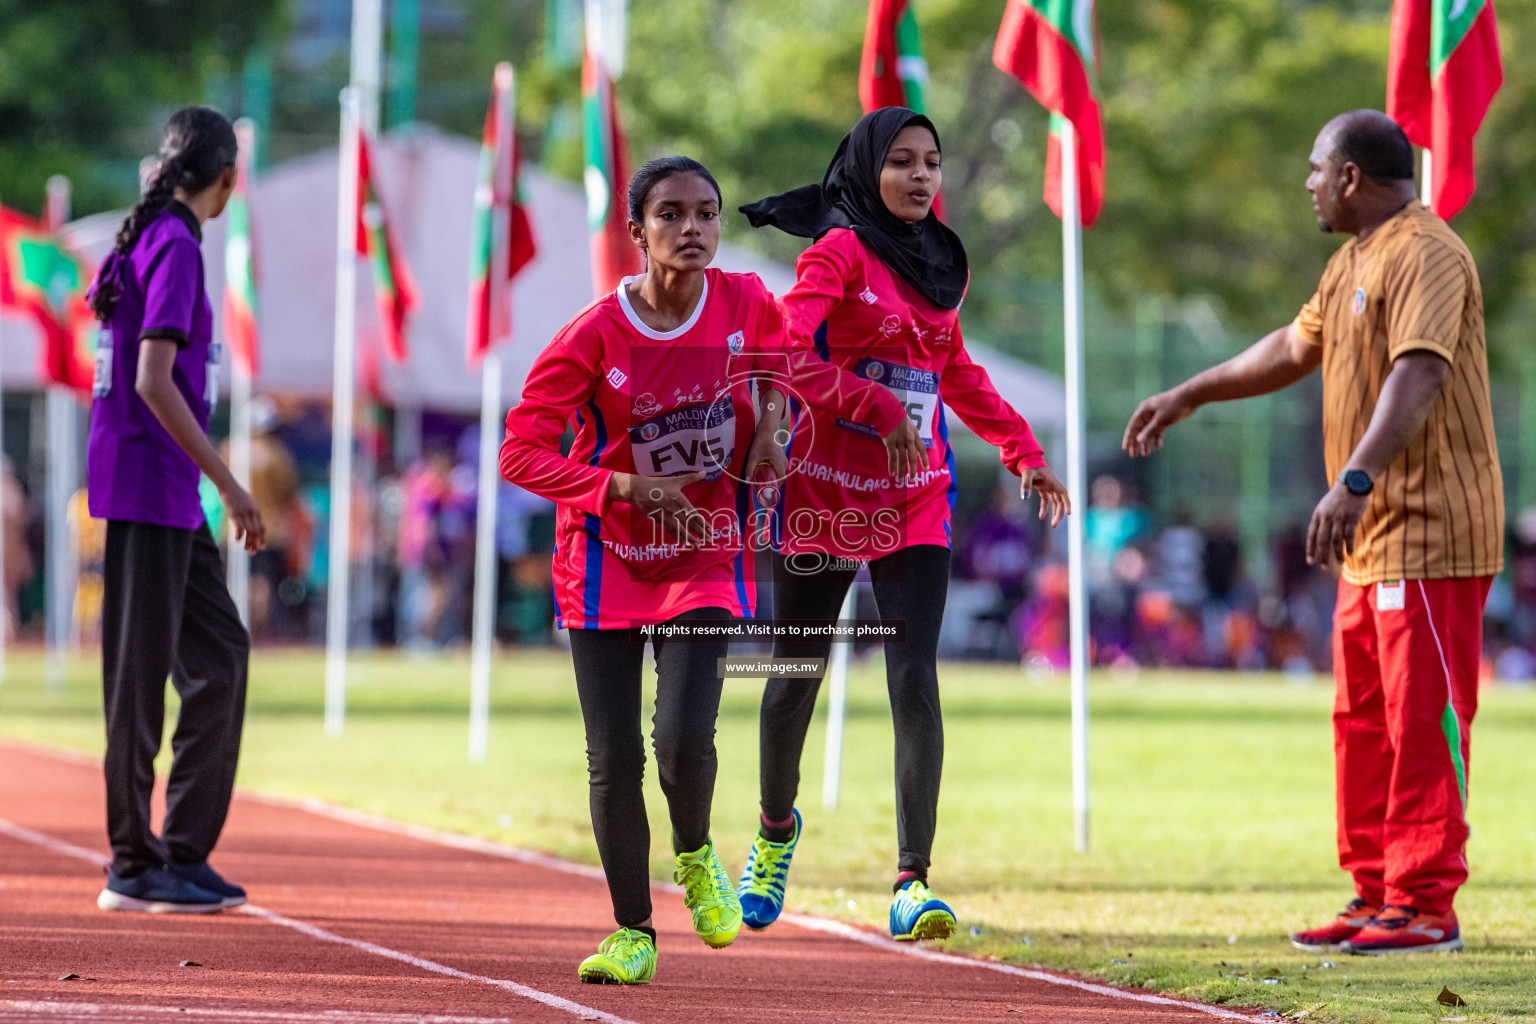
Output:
[85, 106, 266, 914]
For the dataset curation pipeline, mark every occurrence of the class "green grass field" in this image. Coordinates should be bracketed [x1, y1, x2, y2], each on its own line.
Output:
[1, 647, 1532, 1023]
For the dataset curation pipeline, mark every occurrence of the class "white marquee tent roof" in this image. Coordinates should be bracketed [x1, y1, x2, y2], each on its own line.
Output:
[4, 126, 1064, 434]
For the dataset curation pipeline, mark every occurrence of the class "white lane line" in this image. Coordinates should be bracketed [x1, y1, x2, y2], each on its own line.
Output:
[236, 907, 636, 1024]
[3, 741, 1264, 1022]
[237, 789, 1262, 1022]
[778, 913, 1263, 1022]
[0, 819, 638, 1024]
[0, 1001, 512, 1023]
[0, 820, 108, 866]
[233, 792, 615, 886]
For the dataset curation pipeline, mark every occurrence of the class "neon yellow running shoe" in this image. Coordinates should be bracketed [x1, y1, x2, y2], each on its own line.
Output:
[577, 927, 657, 984]
[738, 808, 800, 929]
[673, 838, 742, 948]
[890, 879, 957, 941]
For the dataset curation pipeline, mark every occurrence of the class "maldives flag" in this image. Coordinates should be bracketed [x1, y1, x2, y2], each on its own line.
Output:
[582, 44, 640, 298]
[356, 129, 419, 362]
[992, 0, 1105, 227]
[224, 121, 260, 377]
[0, 206, 95, 392]
[1388, 0, 1503, 220]
[468, 62, 538, 367]
[861, 0, 945, 219]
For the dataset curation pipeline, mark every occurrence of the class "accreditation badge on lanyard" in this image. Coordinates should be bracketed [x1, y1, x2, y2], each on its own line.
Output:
[205, 341, 223, 417]
[92, 327, 114, 399]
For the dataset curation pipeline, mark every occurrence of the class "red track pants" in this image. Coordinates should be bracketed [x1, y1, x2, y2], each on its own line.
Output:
[1332, 575, 1490, 915]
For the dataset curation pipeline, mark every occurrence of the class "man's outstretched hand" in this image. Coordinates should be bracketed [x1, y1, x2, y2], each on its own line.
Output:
[1122, 388, 1197, 458]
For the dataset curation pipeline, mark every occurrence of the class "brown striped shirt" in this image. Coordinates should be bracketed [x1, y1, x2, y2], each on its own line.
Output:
[1294, 201, 1503, 585]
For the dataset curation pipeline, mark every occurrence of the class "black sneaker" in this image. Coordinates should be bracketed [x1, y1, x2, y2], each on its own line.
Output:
[167, 861, 247, 908]
[97, 867, 224, 914]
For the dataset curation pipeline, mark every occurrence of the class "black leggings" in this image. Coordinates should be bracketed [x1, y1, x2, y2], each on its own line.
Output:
[568, 607, 731, 928]
[759, 544, 949, 879]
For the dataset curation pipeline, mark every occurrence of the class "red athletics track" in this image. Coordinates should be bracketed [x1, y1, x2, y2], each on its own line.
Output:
[0, 741, 1260, 1023]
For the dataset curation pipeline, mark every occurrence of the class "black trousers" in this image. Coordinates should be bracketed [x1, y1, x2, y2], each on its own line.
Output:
[102, 520, 250, 877]
[568, 607, 731, 928]
[760, 545, 949, 879]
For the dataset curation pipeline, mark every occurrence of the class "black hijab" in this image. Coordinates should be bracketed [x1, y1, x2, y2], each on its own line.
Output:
[739, 107, 968, 310]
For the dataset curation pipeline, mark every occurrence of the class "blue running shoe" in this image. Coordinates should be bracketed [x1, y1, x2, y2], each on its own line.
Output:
[737, 808, 800, 930]
[889, 879, 956, 941]
[97, 868, 224, 914]
[168, 861, 247, 908]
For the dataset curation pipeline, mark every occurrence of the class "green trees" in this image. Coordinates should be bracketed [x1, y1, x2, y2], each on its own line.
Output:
[483, 0, 1532, 354]
[0, 0, 278, 215]
[7, 0, 1528, 359]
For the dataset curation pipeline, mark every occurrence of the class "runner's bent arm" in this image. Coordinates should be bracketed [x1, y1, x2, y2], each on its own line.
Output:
[939, 324, 1068, 525]
[500, 331, 614, 516]
[500, 329, 705, 539]
[744, 385, 789, 486]
[937, 323, 1046, 474]
[768, 266, 924, 477]
[775, 247, 908, 434]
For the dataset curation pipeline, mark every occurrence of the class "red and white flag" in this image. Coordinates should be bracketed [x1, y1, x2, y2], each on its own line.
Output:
[468, 62, 538, 367]
[993, 0, 1106, 227]
[861, 0, 945, 219]
[583, 2, 641, 297]
[1388, 0, 1503, 219]
[355, 129, 419, 362]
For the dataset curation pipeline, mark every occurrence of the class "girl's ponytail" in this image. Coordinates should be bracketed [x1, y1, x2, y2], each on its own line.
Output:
[89, 107, 237, 322]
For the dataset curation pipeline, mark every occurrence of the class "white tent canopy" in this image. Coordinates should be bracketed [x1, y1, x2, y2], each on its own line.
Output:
[12, 125, 1063, 434]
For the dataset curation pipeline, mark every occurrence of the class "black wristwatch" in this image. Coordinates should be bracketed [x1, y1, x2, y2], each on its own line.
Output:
[1339, 468, 1374, 496]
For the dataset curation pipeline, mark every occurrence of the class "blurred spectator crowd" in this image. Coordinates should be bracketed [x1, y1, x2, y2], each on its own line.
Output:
[5, 399, 1534, 684]
[946, 473, 1536, 683]
[2, 397, 559, 654]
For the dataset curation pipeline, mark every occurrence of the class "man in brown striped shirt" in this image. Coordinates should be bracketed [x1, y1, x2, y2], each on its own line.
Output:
[1122, 110, 1501, 956]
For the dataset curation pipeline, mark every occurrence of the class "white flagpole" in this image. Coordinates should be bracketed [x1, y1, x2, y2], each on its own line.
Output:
[44, 175, 75, 690]
[326, 0, 381, 737]
[469, 63, 515, 764]
[1059, 119, 1091, 853]
[226, 120, 257, 628]
[228, 363, 252, 626]
[821, 587, 855, 810]
[326, 86, 362, 737]
[1421, 148, 1434, 211]
[468, 353, 501, 763]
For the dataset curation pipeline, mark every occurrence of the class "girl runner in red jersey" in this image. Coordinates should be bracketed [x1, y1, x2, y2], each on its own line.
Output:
[733, 107, 1071, 941]
[498, 156, 898, 984]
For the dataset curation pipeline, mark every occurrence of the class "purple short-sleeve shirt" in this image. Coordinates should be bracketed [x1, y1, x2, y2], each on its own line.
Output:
[87, 202, 221, 529]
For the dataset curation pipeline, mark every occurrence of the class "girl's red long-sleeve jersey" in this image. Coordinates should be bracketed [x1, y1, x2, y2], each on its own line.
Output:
[500, 269, 900, 629]
[772, 227, 1047, 560]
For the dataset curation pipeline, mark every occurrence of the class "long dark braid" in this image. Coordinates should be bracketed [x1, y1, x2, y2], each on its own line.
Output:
[88, 106, 238, 322]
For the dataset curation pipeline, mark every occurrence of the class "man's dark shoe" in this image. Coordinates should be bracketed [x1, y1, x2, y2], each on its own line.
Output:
[97, 867, 224, 914]
[167, 861, 247, 908]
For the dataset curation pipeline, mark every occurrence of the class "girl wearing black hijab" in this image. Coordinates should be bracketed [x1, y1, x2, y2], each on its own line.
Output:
[734, 107, 1069, 941]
